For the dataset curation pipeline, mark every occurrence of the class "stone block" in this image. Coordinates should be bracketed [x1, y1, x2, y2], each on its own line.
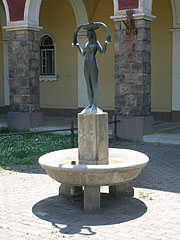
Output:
[8, 111, 43, 130]
[78, 112, 108, 165]
[135, 19, 151, 29]
[115, 115, 153, 141]
[84, 186, 100, 213]
[109, 183, 134, 197]
[59, 184, 83, 197]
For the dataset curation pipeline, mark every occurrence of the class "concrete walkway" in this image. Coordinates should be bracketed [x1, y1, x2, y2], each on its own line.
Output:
[144, 121, 180, 145]
[0, 142, 180, 240]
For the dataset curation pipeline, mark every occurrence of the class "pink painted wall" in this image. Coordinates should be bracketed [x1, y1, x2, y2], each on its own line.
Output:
[7, 0, 26, 21]
[118, 0, 139, 10]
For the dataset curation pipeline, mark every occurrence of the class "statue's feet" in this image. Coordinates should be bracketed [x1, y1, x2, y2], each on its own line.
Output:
[91, 105, 97, 113]
[85, 105, 92, 113]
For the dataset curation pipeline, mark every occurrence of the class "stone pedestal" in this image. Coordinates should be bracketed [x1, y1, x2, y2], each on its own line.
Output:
[78, 111, 109, 165]
[109, 182, 134, 198]
[59, 184, 83, 197]
[84, 186, 100, 213]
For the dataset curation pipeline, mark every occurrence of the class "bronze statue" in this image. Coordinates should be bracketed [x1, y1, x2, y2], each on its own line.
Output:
[72, 22, 111, 113]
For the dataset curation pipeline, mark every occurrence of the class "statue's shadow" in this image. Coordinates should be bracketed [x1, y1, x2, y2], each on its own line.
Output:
[32, 193, 147, 236]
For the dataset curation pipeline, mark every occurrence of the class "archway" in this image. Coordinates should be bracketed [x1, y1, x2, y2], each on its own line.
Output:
[0, 2, 9, 106]
[24, 0, 90, 109]
[69, 0, 89, 108]
[151, 0, 173, 121]
[171, 0, 180, 120]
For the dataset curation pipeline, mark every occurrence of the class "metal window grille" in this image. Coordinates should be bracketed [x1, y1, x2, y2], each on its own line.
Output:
[40, 35, 55, 75]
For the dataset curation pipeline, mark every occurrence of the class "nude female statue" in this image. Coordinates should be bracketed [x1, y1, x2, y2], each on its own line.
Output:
[72, 22, 111, 113]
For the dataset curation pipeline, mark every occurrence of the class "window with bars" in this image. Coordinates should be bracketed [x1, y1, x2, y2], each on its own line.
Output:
[40, 35, 55, 75]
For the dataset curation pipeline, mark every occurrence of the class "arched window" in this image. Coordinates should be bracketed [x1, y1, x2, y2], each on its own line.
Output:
[40, 34, 58, 81]
[40, 34, 55, 75]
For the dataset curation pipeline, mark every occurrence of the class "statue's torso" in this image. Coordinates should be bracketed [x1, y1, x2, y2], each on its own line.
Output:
[85, 42, 98, 63]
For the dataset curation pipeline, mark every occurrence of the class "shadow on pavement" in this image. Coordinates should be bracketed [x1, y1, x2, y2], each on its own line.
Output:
[32, 194, 147, 236]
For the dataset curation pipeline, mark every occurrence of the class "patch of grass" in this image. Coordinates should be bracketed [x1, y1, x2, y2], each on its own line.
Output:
[0, 131, 78, 170]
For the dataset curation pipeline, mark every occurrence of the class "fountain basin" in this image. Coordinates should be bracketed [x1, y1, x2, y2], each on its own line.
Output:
[39, 148, 149, 187]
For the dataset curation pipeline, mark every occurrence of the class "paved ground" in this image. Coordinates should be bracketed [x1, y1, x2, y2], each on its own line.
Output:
[0, 142, 180, 240]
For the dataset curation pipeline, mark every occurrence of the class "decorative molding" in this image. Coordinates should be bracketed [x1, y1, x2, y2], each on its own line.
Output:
[69, 0, 89, 25]
[113, 0, 119, 13]
[111, 13, 156, 21]
[123, 10, 137, 35]
[170, 28, 180, 32]
[39, 75, 59, 82]
[24, 0, 42, 28]
[2, 0, 42, 30]
[0, 4, 6, 27]
[2, 0, 10, 24]
[112, 0, 155, 21]
[69, 0, 89, 108]
[3, 24, 42, 31]
[171, 0, 180, 28]
[0, 4, 9, 105]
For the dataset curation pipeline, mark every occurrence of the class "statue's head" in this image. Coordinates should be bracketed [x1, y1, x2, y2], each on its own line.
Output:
[87, 30, 96, 42]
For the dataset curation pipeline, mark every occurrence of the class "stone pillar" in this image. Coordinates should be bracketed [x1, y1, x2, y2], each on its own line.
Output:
[114, 19, 153, 140]
[7, 29, 43, 130]
[84, 186, 100, 213]
[78, 111, 109, 165]
[109, 182, 134, 198]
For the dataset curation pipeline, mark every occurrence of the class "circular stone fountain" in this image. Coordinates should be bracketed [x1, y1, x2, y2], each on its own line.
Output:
[39, 148, 149, 187]
[39, 111, 149, 213]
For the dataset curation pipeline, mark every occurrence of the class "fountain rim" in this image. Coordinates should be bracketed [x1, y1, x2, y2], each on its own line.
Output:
[39, 148, 149, 172]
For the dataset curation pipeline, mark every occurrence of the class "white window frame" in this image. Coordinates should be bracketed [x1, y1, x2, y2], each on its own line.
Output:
[39, 33, 58, 82]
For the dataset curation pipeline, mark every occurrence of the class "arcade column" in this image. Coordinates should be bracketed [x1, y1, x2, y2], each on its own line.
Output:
[113, 15, 154, 140]
[7, 29, 43, 130]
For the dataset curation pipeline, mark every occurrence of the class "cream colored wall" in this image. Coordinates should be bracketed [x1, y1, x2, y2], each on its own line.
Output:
[0, 26, 4, 106]
[85, 0, 115, 110]
[39, 0, 78, 109]
[151, 0, 173, 112]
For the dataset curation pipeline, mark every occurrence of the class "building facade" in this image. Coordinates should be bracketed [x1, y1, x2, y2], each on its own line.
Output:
[0, 0, 179, 139]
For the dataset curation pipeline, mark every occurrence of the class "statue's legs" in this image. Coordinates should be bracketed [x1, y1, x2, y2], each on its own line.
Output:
[84, 70, 93, 108]
[90, 67, 99, 111]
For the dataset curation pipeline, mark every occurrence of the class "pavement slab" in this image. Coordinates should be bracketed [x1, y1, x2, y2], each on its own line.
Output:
[0, 142, 180, 240]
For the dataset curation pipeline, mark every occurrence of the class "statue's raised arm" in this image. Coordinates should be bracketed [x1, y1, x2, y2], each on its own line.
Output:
[72, 22, 111, 46]
[72, 22, 111, 114]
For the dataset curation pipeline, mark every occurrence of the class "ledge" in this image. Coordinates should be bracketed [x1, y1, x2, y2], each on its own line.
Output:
[111, 13, 156, 22]
[39, 75, 59, 82]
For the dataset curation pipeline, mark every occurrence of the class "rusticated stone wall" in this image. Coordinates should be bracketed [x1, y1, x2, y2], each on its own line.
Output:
[115, 19, 151, 116]
[7, 29, 40, 112]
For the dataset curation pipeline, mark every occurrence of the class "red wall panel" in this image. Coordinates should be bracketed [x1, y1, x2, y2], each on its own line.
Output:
[7, 0, 26, 21]
[118, 0, 139, 10]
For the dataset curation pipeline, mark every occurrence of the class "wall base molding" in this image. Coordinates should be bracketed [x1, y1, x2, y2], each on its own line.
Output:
[1, 106, 179, 122]
[152, 111, 180, 122]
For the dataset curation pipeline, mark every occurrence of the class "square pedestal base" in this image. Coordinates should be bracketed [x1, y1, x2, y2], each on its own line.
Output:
[78, 112, 109, 165]
[8, 111, 43, 130]
[115, 115, 153, 141]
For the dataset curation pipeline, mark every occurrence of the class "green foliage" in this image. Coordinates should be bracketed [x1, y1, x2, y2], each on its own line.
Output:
[0, 132, 78, 169]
